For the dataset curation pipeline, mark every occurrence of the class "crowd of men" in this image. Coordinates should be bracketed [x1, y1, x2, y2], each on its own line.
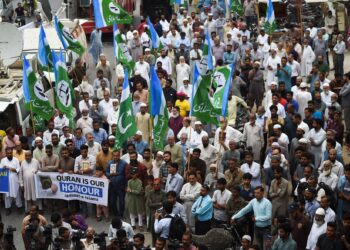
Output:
[1, 0, 350, 249]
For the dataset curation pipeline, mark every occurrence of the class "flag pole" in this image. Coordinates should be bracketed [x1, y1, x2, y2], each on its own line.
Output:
[29, 102, 36, 134]
[185, 116, 193, 178]
[150, 116, 154, 157]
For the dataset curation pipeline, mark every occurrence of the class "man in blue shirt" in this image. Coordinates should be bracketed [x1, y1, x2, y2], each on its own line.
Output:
[231, 186, 272, 250]
[276, 57, 292, 91]
[165, 163, 184, 195]
[223, 44, 235, 65]
[91, 120, 108, 144]
[133, 131, 149, 155]
[192, 185, 213, 235]
[106, 150, 128, 217]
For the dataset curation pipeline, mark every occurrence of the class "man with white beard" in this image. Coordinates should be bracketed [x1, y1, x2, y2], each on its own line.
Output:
[176, 56, 191, 90]
[79, 75, 94, 97]
[306, 208, 327, 250]
[107, 99, 120, 133]
[178, 78, 193, 101]
[19, 151, 40, 212]
[1, 147, 22, 215]
[76, 109, 93, 136]
[152, 151, 164, 179]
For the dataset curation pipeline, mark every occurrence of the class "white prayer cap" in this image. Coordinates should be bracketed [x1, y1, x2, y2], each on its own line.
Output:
[135, 130, 143, 136]
[300, 82, 308, 88]
[298, 138, 308, 144]
[133, 30, 138, 34]
[35, 137, 43, 141]
[242, 235, 252, 242]
[297, 125, 306, 133]
[209, 164, 217, 169]
[208, 13, 213, 16]
[157, 151, 164, 156]
[323, 83, 330, 88]
[135, 70, 141, 75]
[315, 208, 325, 216]
[271, 142, 280, 148]
[140, 102, 147, 107]
[273, 124, 281, 129]
[108, 135, 115, 139]
[112, 99, 119, 104]
[183, 77, 189, 81]
[270, 81, 277, 86]
[194, 121, 202, 125]
[145, 48, 151, 52]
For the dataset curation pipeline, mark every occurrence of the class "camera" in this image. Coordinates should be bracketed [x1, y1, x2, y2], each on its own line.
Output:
[71, 230, 85, 242]
[156, 208, 163, 213]
[6, 226, 16, 233]
[94, 231, 107, 249]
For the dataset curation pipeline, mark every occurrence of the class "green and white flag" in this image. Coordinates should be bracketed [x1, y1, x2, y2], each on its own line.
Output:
[190, 65, 219, 126]
[212, 64, 234, 116]
[54, 16, 85, 56]
[150, 65, 169, 150]
[52, 50, 74, 127]
[113, 22, 135, 71]
[23, 56, 54, 121]
[93, 0, 132, 29]
[264, 0, 277, 34]
[114, 69, 137, 150]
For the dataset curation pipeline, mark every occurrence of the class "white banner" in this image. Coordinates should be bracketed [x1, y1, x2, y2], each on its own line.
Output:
[34, 172, 109, 206]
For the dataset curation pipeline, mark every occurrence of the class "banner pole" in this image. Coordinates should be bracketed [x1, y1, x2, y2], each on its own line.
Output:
[29, 102, 36, 134]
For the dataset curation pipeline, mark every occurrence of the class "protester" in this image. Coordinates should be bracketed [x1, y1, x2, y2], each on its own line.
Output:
[4, 4, 350, 250]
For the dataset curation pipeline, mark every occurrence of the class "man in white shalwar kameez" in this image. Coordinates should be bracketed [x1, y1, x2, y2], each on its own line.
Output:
[295, 82, 312, 119]
[1, 148, 22, 214]
[301, 39, 316, 77]
[309, 119, 326, 168]
[214, 118, 243, 152]
[265, 50, 281, 90]
[19, 151, 40, 212]
[306, 208, 327, 250]
[176, 57, 191, 90]
[190, 122, 208, 149]
[134, 55, 150, 84]
[107, 99, 120, 132]
[243, 114, 264, 162]
[180, 174, 202, 231]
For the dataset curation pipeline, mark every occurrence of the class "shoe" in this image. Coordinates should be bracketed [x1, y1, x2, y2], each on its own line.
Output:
[6, 209, 11, 215]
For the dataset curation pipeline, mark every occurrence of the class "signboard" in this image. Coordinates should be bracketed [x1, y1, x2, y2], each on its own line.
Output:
[35, 172, 109, 206]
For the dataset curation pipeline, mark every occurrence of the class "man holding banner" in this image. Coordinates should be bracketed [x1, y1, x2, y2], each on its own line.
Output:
[0, 148, 22, 215]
